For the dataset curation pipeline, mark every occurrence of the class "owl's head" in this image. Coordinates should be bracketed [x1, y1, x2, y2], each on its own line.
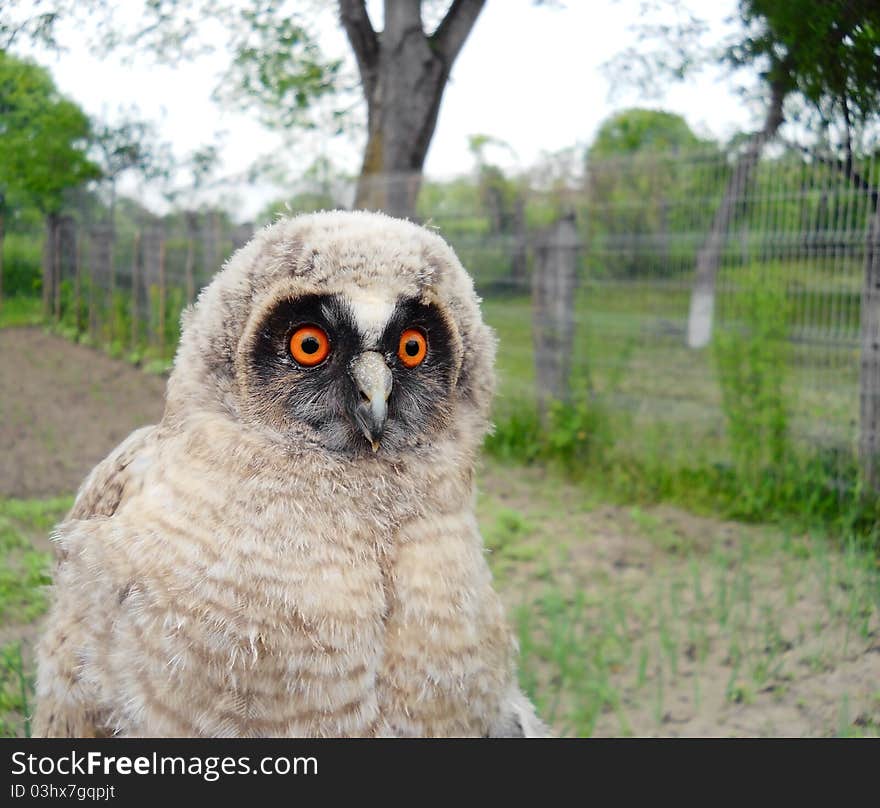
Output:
[165, 211, 496, 459]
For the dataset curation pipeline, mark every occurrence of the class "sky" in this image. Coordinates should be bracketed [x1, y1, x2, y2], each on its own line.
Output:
[20, 0, 760, 221]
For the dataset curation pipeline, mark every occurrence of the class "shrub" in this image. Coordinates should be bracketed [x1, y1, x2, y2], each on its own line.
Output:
[1, 234, 42, 297]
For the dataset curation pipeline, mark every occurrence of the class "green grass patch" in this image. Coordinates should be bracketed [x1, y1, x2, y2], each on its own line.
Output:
[0, 496, 71, 737]
[0, 297, 43, 329]
[0, 496, 70, 623]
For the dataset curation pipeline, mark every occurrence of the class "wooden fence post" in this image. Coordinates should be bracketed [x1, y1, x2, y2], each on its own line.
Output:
[858, 199, 880, 491]
[158, 238, 166, 358]
[531, 212, 582, 421]
[73, 228, 82, 337]
[107, 223, 117, 341]
[142, 226, 164, 355]
[511, 196, 528, 290]
[185, 210, 198, 304]
[88, 224, 112, 343]
[53, 221, 62, 322]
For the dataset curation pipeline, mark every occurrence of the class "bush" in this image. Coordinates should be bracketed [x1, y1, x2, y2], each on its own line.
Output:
[713, 266, 791, 491]
[1, 234, 42, 297]
[487, 397, 611, 472]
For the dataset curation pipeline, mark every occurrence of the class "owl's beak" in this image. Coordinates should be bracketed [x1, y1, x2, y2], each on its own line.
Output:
[350, 351, 393, 452]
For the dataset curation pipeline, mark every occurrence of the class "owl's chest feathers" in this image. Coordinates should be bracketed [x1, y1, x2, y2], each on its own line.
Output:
[131, 432, 505, 732]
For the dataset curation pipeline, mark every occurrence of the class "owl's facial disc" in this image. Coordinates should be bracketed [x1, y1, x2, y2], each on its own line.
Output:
[244, 292, 458, 456]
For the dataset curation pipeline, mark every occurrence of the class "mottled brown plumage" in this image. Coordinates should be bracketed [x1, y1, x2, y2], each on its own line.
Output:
[33, 210, 546, 737]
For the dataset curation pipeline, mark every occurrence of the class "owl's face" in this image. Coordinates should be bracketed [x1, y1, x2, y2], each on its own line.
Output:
[169, 212, 495, 461]
[238, 286, 461, 456]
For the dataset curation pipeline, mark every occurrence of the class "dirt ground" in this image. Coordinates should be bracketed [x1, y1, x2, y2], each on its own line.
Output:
[1, 327, 878, 737]
[0, 327, 167, 498]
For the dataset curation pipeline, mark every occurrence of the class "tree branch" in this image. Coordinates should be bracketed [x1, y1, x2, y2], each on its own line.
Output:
[432, 0, 486, 67]
[338, 0, 379, 95]
[783, 139, 879, 212]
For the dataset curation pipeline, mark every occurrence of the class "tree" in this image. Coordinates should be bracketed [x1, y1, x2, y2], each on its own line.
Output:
[2, 1, 488, 219]
[0, 50, 99, 310]
[340, 1, 486, 215]
[609, 0, 880, 489]
[606, 1, 880, 347]
[588, 108, 707, 159]
[464, 134, 529, 287]
[586, 108, 719, 278]
[92, 116, 172, 226]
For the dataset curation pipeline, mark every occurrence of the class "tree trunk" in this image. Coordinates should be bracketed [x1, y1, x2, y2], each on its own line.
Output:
[341, 0, 485, 219]
[686, 77, 787, 348]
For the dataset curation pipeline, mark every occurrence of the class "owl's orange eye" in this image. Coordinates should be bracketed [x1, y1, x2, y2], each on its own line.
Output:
[398, 328, 427, 368]
[290, 325, 330, 366]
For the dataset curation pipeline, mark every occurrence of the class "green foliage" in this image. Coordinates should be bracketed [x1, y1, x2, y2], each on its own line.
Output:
[91, 117, 173, 191]
[0, 497, 67, 624]
[733, 0, 880, 128]
[589, 108, 709, 159]
[258, 190, 339, 223]
[586, 110, 725, 279]
[218, 4, 344, 131]
[0, 295, 41, 328]
[605, 1, 880, 153]
[0, 51, 100, 214]
[0, 495, 70, 738]
[488, 398, 611, 472]
[713, 267, 791, 486]
[0, 642, 32, 738]
[0, 232, 41, 297]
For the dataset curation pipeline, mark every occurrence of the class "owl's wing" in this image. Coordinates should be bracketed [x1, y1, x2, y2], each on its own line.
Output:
[33, 425, 158, 737]
[489, 684, 551, 738]
[66, 424, 158, 523]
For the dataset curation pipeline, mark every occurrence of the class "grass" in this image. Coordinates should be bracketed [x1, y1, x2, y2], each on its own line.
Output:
[482, 289, 858, 451]
[476, 459, 880, 737]
[0, 297, 43, 329]
[0, 496, 72, 737]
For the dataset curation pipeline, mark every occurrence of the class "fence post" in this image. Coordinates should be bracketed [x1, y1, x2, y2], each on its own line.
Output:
[511, 196, 528, 290]
[185, 211, 197, 304]
[53, 220, 62, 323]
[73, 228, 82, 337]
[93, 224, 112, 343]
[142, 227, 159, 354]
[158, 238, 167, 359]
[531, 212, 582, 422]
[42, 215, 56, 317]
[107, 222, 117, 342]
[858, 199, 880, 491]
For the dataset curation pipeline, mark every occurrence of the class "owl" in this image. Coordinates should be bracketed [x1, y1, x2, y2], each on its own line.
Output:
[33, 210, 547, 738]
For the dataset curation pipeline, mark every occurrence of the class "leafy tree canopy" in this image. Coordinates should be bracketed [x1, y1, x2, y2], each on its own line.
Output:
[588, 108, 710, 159]
[0, 50, 100, 213]
[606, 0, 880, 154]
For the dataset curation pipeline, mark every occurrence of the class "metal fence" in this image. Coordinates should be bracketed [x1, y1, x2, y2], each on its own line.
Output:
[44, 141, 880, 484]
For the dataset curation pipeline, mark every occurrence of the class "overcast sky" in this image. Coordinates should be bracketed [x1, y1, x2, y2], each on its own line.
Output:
[22, 0, 759, 220]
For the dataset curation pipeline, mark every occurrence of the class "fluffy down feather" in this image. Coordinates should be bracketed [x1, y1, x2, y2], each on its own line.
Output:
[33, 210, 548, 737]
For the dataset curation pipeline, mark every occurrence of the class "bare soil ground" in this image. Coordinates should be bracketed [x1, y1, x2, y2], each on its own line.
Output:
[0, 327, 166, 498]
[1, 327, 878, 737]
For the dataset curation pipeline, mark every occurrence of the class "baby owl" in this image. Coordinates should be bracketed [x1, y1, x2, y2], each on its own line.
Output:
[33, 210, 547, 737]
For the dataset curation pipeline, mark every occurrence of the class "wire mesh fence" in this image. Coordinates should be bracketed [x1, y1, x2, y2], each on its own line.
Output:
[43, 140, 880, 494]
